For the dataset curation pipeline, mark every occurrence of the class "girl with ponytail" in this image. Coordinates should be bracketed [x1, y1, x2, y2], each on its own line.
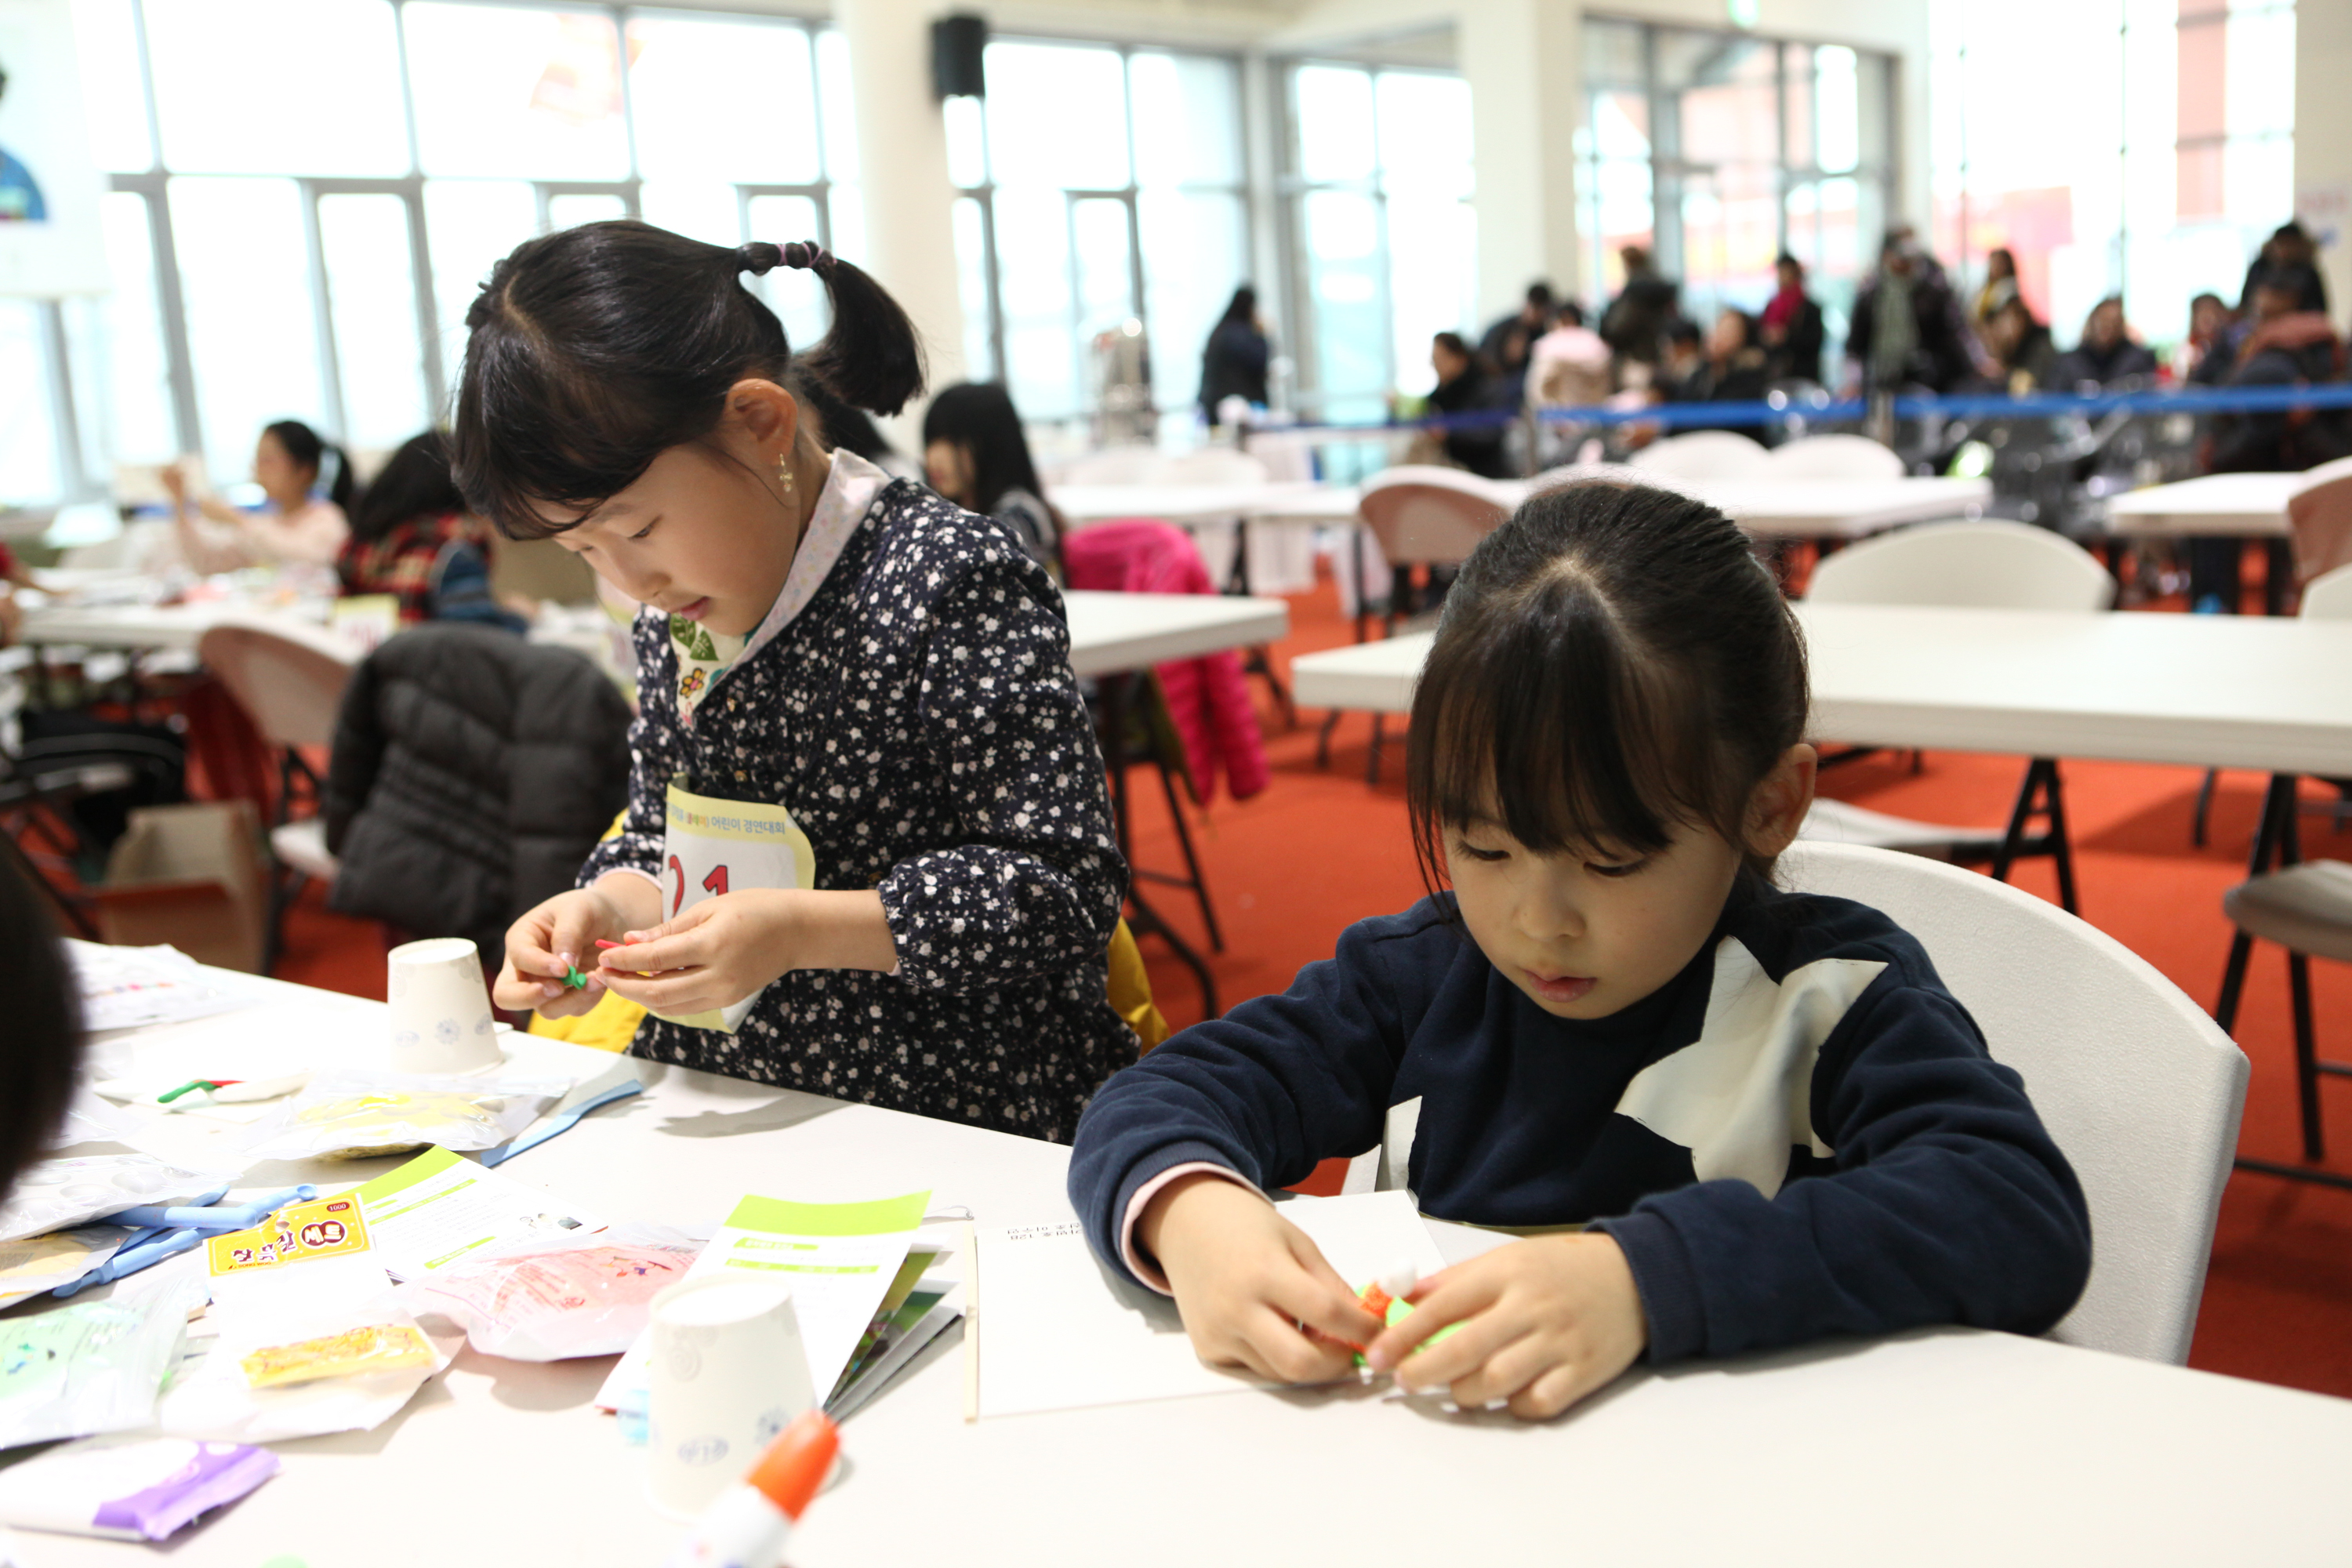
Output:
[454, 220, 1136, 1141]
[164, 418, 354, 575]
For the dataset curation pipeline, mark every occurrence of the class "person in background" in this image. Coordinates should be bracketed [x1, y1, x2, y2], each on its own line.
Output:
[165, 419, 353, 575]
[1600, 249, 1679, 372]
[0, 855, 82, 1203]
[2052, 297, 2158, 389]
[1972, 247, 2020, 333]
[1698, 308, 1771, 404]
[1425, 332, 1508, 480]
[336, 429, 526, 631]
[1981, 296, 2060, 394]
[922, 382, 1066, 572]
[1527, 301, 1613, 409]
[1759, 254, 1826, 387]
[1657, 319, 1708, 402]
[1477, 281, 1555, 400]
[0, 536, 38, 646]
[1848, 230, 1976, 394]
[1199, 286, 1271, 422]
[2180, 292, 2236, 386]
[2239, 221, 2328, 319]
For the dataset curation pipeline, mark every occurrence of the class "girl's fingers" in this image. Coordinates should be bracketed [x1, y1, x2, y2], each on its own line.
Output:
[1239, 1306, 1355, 1385]
[1506, 1362, 1591, 1421]
[1436, 1328, 1548, 1409]
[594, 967, 717, 1013]
[1364, 1274, 1497, 1372]
[1270, 1273, 1386, 1351]
[1387, 1301, 1519, 1392]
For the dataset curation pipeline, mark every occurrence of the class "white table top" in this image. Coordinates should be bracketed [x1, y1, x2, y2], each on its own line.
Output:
[1290, 604, 2352, 775]
[31, 975, 2352, 1566]
[19, 590, 1289, 683]
[2105, 472, 2300, 537]
[1051, 481, 1355, 525]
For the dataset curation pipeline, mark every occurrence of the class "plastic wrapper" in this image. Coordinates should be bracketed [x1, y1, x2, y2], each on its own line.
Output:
[0, 1434, 278, 1541]
[0, 1227, 132, 1309]
[403, 1225, 702, 1361]
[236, 1071, 570, 1161]
[0, 1156, 223, 1244]
[152, 1279, 453, 1445]
[0, 1271, 202, 1451]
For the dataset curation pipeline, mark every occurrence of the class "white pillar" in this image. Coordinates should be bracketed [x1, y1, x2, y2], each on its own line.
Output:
[1461, 0, 1583, 318]
[2296, 0, 2352, 325]
[835, 0, 967, 445]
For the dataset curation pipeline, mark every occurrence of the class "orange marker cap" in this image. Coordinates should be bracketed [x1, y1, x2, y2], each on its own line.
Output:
[746, 1410, 839, 1521]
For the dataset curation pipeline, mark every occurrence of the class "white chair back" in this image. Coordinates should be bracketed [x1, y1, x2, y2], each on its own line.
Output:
[1151, 448, 1269, 486]
[1780, 841, 2247, 1363]
[194, 612, 361, 750]
[1356, 466, 1514, 570]
[2300, 561, 2352, 620]
[1765, 433, 1906, 481]
[1060, 447, 1163, 485]
[1626, 430, 1770, 481]
[1806, 519, 2115, 612]
[2292, 453, 2352, 492]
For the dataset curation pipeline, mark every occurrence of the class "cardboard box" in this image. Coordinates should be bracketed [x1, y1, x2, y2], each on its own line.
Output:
[93, 800, 270, 973]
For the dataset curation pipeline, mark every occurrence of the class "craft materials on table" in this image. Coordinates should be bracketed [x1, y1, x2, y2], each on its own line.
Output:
[597, 1192, 931, 1431]
[0, 1229, 132, 1310]
[0, 1434, 279, 1542]
[479, 1071, 644, 1167]
[385, 936, 506, 1076]
[0, 1155, 227, 1245]
[968, 1189, 1447, 1420]
[64, 942, 258, 1033]
[401, 1224, 699, 1360]
[644, 1273, 821, 1514]
[238, 1071, 571, 1161]
[354, 1145, 609, 1280]
[0, 1269, 205, 1451]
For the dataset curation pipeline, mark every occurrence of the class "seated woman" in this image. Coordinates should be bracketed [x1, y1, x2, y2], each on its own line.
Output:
[165, 419, 353, 575]
[921, 383, 1065, 572]
[337, 430, 525, 630]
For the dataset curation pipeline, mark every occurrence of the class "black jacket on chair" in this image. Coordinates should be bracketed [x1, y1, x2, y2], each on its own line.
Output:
[322, 623, 630, 958]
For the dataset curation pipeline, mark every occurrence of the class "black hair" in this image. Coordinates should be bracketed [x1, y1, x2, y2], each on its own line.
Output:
[1218, 286, 1258, 328]
[1774, 252, 1805, 278]
[1526, 281, 1555, 307]
[0, 855, 82, 1202]
[921, 382, 1047, 518]
[1557, 300, 1587, 328]
[449, 221, 925, 539]
[1668, 318, 1703, 349]
[348, 429, 465, 544]
[1405, 479, 1809, 895]
[1432, 330, 1471, 358]
[789, 368, 896, 467]
[263, 419, 355, 513]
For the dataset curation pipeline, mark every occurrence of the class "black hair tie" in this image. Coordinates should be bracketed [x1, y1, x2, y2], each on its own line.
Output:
[780, 240, 836, 275]
[735, 241, 783, 277]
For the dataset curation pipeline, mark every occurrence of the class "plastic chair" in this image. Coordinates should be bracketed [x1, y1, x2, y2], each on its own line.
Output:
[1334, 468, 1516, 781]
[2286, 473, 2352, 589]
[194, 612, 360, 973]
[1626, 430, 1770, 481]
[1805, 521, 2114, 914]
[1763, 432, 1907, 481]
[1780, 840, 2247, 1364]
[1060, 447, 1163, 485]
[2191, 555, 2352, 848]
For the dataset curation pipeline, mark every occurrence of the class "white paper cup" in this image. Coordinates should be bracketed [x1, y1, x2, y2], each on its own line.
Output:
[646, 1275, 817, 1516]
[385, 937, 502, 1074]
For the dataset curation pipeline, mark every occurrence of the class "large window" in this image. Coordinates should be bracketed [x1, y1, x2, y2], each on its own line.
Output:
[947, 40, 1249, 425]
[1279, 62, 1476, 423]
[1578, 20, 1895, 375]
[37, 0, 857, 502]
[1929, 0, 2294, 350]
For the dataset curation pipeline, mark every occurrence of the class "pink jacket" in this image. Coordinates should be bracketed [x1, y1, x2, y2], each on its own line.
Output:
[1064, 521, 1270, 804]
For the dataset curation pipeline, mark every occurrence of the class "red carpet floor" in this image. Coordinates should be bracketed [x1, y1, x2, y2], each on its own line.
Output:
[263, 574, 2352, 1400]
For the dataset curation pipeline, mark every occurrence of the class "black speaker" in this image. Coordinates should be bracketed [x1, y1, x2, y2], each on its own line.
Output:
[932, 14, 987, 100]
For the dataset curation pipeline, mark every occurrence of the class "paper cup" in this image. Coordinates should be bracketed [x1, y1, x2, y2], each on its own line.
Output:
[385, 937, 502, 1074]
[646, 1276, 817, 1516]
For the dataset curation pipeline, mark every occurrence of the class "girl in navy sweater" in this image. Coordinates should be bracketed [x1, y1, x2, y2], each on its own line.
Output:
[1068, 479, 2091, 1417]
[455, 223, 1136, 1140]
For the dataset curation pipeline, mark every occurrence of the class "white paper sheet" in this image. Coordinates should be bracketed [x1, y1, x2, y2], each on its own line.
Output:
[65, 942, 256, 1033]
[352, 1146, 608, 1280]
[973, 1189, 1447, 1419]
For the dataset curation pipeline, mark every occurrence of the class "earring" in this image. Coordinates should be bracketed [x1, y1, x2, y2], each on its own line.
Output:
[777, 452, 796, 496]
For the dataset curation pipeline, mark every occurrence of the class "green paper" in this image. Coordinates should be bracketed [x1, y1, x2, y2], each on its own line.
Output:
[724, 1191, 931, 1238]
[1351, 1291, 1462, 1368]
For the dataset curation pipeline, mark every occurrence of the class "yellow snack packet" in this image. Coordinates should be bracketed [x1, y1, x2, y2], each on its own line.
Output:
[240, 1323, 436, 1389]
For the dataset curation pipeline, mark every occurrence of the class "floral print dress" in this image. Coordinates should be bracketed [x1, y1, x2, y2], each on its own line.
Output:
[582, 452, 1138, 1142]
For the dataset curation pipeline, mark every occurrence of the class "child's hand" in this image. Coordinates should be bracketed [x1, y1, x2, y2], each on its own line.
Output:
[1363, 1232, 1646, 1420]
[593, 890, 803, 1014]
[495, 887, 637, 1016]
[1140, 1174, 1386, 1385]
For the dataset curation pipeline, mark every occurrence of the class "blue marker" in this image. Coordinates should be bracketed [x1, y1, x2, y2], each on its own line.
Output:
[53, 1228, 201, 1297]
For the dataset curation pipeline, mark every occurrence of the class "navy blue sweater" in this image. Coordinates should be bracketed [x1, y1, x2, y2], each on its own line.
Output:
[1067, 886, 2092, 1364]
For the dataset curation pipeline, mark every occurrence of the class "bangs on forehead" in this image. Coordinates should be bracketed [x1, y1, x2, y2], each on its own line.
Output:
[456, 337, 670, 539]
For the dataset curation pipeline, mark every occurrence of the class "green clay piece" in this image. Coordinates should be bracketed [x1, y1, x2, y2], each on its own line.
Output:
[561, 966, 588, 989]
[1352, 1294, 1462, 1369]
